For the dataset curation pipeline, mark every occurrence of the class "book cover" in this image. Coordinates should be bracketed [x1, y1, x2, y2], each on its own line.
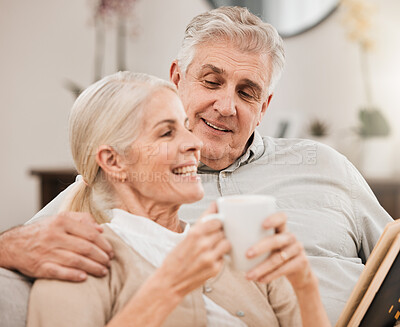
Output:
[336, 220, 400, 327]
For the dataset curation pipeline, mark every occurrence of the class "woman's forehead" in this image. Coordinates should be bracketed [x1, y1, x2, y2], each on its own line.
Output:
[142, 88, 187, 126]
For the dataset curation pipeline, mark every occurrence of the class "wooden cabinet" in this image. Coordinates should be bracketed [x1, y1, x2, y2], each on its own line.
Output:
[367, 179, 400, 220]
[30, 169, 77, 209]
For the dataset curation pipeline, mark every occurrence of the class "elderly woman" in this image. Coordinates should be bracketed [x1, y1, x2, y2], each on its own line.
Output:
[27, 72, 329, 327]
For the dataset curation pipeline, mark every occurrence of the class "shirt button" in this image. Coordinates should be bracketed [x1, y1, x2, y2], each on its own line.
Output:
[221, 171, 227, 178]
[236, 310, 245, 317]
[204, 286, 212, 293]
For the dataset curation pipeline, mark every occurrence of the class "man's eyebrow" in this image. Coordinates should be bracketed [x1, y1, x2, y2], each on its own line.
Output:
[200, 64, 224, 75]
[153, 119, 175, 128]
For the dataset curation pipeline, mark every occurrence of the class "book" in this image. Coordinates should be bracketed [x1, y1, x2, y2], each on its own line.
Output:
[336, 219, 400, 327]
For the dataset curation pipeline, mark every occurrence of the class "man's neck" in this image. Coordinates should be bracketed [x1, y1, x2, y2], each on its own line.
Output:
[200, 156, 236, 171]
[200, 134, 255, 171]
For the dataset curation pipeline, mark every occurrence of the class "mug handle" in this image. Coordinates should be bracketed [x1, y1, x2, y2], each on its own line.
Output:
[200, 213, 224, 223]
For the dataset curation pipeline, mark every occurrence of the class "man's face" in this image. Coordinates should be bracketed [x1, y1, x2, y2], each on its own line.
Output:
[171, 41, 273, 170]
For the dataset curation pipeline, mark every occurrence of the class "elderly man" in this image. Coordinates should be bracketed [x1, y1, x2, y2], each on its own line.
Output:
[0, 6, 393, 326]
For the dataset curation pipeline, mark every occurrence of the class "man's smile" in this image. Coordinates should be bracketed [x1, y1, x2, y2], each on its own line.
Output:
[201, 118, 232, 133]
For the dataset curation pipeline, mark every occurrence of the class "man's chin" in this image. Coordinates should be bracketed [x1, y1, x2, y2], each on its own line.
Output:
[200, 147, 238, 170]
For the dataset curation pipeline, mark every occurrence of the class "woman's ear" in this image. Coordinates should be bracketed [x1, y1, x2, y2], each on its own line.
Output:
[96, 145, 127, 182]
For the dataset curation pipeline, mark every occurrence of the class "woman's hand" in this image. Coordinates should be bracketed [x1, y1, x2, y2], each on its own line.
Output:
[107, 204, 231, 327]
[244, 212, 331, 327]
[157, 203, 231, 298]
[244, 212, 314, 290]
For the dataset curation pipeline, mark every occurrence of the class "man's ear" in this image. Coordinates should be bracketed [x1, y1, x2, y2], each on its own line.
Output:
[170, 60, 181, 88]
[96, 145, 126, 182]
[257, 93, 273, 126]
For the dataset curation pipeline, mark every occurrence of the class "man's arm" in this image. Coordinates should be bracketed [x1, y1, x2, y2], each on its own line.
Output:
[0, 212, 113, 281]
[346, 160, 394, 262]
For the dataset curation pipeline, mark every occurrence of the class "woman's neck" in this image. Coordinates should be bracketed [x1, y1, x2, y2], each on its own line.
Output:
[113, 185, 183, 233]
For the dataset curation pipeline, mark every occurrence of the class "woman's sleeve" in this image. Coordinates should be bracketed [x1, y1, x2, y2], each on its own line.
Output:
[27, 273, 113, 327]
[267, 276, 302, 326]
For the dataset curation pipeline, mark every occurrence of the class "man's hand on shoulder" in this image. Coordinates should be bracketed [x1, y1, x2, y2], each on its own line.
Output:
[0, 212, 114, 281]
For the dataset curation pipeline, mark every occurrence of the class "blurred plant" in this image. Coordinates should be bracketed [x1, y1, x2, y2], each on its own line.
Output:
[357, 108, 390, 137]
[65, 0, 139, 97]
[93, 0, 139, 78]
[340, 0, 390, 137]
[341, 0, 375, 51]
[308, 119, 329, 137]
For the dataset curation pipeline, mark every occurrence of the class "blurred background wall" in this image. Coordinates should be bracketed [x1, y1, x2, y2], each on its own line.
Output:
[0, 0, 399, 231]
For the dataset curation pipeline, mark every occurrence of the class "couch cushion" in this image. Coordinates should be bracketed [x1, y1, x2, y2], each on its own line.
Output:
[0, 268, 32, 327]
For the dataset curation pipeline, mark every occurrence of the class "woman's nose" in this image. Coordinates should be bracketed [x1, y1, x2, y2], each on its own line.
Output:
[179, 130, 203, 153]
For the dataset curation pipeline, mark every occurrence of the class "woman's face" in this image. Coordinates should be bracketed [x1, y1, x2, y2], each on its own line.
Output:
[123, 88, 204, 206]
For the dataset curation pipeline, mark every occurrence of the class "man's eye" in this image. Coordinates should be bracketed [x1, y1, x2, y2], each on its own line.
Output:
[161, 130, 172, 137]
[239, 90, 253, 99]
[205, 80, 220, 87]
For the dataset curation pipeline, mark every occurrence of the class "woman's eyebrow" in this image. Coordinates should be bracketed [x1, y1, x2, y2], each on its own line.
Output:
[153, 119, 175, 128]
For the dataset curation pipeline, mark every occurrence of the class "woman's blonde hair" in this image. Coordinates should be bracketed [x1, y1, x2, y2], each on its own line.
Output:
[60, 71, 176, 223]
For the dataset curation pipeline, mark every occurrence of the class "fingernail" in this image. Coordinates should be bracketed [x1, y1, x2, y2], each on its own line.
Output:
[109, 252, 114, 259]
[246, 249, 255, 258]
[79, 273, 87, 280]
[246, 272, 256, 280]
[102, 268, 108, 276]
[263, 221, 271, 228]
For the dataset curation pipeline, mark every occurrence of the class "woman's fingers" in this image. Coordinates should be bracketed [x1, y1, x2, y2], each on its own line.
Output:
[257, 254, 310, 284]
[199, 201, 218, 218]
[246, 241, 302, 280]
[262, 212, 287, 233]
[246, 231, 295, 259]
[246, 235, 314, 291]
[213, 238, 232, 259]
[161, 225, 230, 296]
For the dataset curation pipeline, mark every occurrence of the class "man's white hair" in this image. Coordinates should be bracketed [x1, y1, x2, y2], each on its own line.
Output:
[176, 6, 285, 94]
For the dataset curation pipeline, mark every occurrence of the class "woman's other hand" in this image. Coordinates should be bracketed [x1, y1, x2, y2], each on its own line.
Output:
[244, 212, 314, 291]
[244, 213, 330, 326]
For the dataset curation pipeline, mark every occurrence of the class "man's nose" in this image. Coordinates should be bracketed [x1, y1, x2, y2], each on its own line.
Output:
[213, 89, 236, 116]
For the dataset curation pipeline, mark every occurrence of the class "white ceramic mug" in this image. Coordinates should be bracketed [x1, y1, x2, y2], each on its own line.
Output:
[203, 194, 277, 272]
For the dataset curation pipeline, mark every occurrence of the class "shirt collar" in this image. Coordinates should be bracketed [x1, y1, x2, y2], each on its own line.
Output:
[198, 130, 265, 173]
[109, 208, 189, 247]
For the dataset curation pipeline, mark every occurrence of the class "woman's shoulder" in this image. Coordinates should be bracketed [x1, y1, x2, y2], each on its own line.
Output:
[102, 225, 156, 277]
